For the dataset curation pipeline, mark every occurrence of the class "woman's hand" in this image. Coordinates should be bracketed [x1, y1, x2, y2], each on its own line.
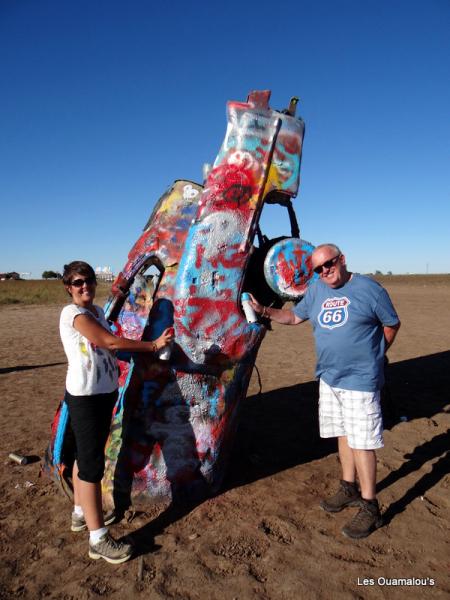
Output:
[73, 315, 175, 354]
[154, 327, 175, 351]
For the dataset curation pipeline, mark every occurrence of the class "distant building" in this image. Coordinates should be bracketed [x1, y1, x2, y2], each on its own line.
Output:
[95, 266, 115, 282]
[0, 272, 21, 280]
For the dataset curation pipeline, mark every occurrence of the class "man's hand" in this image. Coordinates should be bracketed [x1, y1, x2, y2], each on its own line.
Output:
[247, 294, 303, 326]
[248, 293, 264, 315]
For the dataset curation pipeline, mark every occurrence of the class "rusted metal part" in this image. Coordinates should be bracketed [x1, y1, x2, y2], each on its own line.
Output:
[45, 91, 316, 508]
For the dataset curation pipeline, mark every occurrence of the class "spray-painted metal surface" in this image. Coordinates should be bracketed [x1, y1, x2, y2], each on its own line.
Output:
[46, 90, 317, 508]
[264, 238, 318, 300]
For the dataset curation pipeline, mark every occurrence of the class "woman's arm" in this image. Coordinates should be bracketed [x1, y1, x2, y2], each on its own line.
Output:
[73, 314, 173, 352]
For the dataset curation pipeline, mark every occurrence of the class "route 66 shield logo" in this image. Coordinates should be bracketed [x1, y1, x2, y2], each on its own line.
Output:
[318, 297, 350, 329]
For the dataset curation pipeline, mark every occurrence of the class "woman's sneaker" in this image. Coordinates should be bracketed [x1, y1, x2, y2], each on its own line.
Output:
[88, 532, 133, 564]
[320, 480, 361, 513]
[342, 498, 384, 539]
[71, 510, 116, 532]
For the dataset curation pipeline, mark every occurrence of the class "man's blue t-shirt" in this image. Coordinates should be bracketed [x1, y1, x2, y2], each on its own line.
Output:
[293, 274, 399, 392]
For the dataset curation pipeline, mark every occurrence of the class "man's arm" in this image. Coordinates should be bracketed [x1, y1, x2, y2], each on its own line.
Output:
[384, 322, 400, 351]
[248, 295, 304, 325]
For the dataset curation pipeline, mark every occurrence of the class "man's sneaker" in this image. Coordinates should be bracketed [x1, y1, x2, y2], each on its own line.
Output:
[320, 480, 361, 513]
[342, 498, 384, 539]
[71, 510, 116, 532]
[88, 532, 133, 564]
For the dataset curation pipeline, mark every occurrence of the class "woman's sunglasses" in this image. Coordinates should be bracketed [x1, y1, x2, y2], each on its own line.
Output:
[70, 276, 96, 287]
[313, 254, 341, 274]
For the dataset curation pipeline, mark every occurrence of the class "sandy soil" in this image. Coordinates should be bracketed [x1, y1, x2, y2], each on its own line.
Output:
[0, 277, 449, 599]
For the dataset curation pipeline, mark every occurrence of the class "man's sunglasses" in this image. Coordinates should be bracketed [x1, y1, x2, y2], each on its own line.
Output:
[313, 254, 341, 275]
[70, 276, 96, 287]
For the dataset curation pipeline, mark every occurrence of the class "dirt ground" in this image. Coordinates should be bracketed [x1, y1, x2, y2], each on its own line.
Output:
[0, 276, 449, 600]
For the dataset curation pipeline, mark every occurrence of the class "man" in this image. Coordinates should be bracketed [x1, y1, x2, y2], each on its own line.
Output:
[249, 243, 400, 539]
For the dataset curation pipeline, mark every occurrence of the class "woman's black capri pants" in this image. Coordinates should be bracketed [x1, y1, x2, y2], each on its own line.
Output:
[65, 390, 118, 483]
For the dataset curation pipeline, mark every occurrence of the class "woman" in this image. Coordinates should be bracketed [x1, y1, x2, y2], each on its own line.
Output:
[59, 261, 173, 564]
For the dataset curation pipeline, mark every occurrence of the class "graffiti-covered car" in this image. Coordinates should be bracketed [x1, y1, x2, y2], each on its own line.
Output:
[46, 90, 317, 509]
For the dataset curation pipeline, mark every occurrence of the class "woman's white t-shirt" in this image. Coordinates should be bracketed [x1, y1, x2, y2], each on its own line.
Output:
[59, 304, 119, 396]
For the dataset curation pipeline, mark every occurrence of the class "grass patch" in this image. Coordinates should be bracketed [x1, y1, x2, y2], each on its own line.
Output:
[0, 280, 112, 306]
[373, 274, 450, 286]
[2, 275, 448, 308]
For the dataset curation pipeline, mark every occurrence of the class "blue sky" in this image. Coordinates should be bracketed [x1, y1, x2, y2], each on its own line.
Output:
[1, 0, 449, 277]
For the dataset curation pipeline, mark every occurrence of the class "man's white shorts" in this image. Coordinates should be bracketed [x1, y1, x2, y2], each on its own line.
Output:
[319, 379, 384, 450]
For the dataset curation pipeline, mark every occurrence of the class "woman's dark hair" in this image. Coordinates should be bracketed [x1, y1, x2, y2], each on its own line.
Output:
[62, 261, 97, 287]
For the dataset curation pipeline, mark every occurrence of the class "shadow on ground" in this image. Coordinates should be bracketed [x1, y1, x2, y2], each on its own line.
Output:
[0, 362, 66, 375]
[379, 430, 449, 524]
[122, 351, 450, 555]
[382, 350, 450, 427]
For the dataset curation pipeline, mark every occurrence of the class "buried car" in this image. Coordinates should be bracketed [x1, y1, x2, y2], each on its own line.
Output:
[46, 90, 317, 509]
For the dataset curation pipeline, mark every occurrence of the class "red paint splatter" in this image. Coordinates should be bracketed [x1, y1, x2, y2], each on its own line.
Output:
[196, 245, 205, 269]
[279, 133, 301, 156]
[207, 164, 256, 209]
